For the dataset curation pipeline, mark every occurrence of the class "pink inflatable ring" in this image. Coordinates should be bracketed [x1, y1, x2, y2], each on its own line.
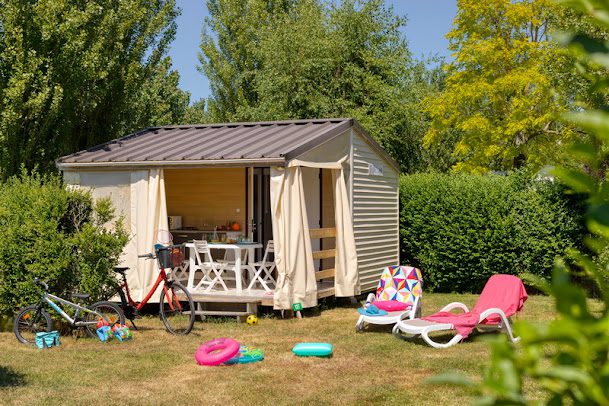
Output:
[195, 338, 240, 366]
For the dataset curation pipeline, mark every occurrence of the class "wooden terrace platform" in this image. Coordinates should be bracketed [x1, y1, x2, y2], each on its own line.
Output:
[183, 281, 335, 319]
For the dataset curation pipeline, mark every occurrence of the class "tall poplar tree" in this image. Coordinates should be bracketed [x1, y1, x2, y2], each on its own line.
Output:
[199, 0, 297, 122]
[199, 0, 444, 173]
[0, 0, 190, 177]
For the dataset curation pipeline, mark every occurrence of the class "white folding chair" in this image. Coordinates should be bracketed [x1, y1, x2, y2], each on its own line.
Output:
[247, 240, 276, 292]
[189, 240, 228, 292]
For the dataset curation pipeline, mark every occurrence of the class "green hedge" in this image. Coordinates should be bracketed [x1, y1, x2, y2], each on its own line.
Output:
[399, 172, 585, 292]
[0, 172, 128, 316]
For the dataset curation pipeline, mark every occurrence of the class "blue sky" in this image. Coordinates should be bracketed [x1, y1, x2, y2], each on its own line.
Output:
[169, 0, 457, 102]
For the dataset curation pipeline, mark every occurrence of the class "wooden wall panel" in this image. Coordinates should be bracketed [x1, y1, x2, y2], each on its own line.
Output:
[164, 168, 246, 230]
[321, 169, 335, 269]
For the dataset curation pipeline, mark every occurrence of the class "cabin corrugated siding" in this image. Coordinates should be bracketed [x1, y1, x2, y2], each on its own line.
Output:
[351, 130, 400, 292]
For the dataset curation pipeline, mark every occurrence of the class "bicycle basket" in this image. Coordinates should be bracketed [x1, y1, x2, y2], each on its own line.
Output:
[157, 245, 184, 269]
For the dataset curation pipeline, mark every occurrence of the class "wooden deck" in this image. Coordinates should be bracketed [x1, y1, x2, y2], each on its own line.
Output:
[188, 281, 335, 307]
[183, 281, 335, 319]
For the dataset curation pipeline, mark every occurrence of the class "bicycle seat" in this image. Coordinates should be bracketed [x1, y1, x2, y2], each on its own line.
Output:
[71, 293, 90, 300]
[114, 267, 129, 274]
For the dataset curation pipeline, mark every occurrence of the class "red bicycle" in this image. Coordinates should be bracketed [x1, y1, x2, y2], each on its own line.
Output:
[114, 244, 195, 335]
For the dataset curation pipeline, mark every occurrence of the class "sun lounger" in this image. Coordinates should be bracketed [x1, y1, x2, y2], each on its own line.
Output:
[355, 266, 423, 332]
[392, 274, 527, 348]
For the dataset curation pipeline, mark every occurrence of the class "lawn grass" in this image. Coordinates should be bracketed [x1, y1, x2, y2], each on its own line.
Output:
[0, 293, 561, 405]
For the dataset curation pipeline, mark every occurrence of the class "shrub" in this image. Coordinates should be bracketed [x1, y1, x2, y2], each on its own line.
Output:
[399, 171, 585, 292]
[0, 171, 128, 316]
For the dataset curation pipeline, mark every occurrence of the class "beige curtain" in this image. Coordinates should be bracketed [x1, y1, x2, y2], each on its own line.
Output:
[125, 169, 168, 302]
[270, 157, 359, 309]
[270, 166, 318, 310]
[331, 169, 360, 296]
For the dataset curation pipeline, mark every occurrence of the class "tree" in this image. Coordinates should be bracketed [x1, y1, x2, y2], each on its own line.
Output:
[0, 0, 190, 178]
[180, 99, 209, 124]
[432, 1, 609, 402]
[423, 0, 601, 173]
[199, 0, 444, 173]
[199, 0, 297, 122]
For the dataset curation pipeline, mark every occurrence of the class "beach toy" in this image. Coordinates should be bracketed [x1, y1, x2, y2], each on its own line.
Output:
[96, 326, 113, 342]
[195, 338, 240, 366]
[96, 319, 110, 329]
[246, 314, 258, 325]
[224, 346, 264, 365]
[110, 324, 133, 342]
[292, 342, 333, 358]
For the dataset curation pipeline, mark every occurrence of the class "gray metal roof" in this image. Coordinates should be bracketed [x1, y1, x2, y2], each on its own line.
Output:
[56, 118, 398, 170]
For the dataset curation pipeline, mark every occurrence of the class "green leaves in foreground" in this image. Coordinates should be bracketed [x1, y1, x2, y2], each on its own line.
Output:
[432, 266, 609, 405]
[431, 0, 609, 404]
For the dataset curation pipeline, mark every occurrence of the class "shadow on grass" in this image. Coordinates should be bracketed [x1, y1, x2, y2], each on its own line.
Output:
[393, 329, 507, 347]
[356, 324, 394, 334]
[0, 366, 25, 388]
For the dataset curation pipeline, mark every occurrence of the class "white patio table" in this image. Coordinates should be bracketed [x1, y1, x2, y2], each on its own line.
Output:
[183, 242, 262, 293]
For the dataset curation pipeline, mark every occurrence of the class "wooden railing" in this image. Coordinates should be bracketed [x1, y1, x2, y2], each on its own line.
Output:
[309, 227, 336, 281]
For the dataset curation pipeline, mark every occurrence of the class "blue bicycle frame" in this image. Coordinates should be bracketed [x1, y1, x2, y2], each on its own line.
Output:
[42, 292, 103, 328]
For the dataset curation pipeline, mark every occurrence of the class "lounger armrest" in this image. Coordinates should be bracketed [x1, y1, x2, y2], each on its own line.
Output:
[478, 308, 508, 324]
[366, 293, 376, 303]
[478, 308, 519, 343]
[398, 311, 412, 322]
[409, 295, 421, 320]
[439, 302, 469, 313]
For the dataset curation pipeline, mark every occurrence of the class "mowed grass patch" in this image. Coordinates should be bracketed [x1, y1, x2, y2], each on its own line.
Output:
[0, 293, 570, 405]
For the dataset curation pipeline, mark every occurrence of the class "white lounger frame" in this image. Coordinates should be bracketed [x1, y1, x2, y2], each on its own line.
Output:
[355, 294, 421, 332]
[391, 302, 519, 349]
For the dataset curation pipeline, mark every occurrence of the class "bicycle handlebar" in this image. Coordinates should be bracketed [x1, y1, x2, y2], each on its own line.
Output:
[138, 253, 155, 259]
[33, 278, 49, 292]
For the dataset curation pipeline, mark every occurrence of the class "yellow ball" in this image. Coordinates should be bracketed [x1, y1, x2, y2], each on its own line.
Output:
[246, 314, 258, 325]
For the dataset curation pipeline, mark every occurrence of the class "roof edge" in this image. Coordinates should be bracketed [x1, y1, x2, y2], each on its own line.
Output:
[284, 119, 353, 161]
[57, 157, 286, 171]
[149, 117, 352, 130]
[351, 120, 400, 173]
[286, 118, 400, 173]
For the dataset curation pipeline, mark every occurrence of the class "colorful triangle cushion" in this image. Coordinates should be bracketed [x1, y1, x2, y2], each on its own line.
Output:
[374, 266, 423, 306]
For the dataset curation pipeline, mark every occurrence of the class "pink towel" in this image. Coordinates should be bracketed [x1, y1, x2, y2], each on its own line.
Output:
[422, 274, 528, 339]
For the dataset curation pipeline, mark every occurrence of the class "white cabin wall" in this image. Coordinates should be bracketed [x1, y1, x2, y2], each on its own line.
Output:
[351, 130, 400, 292]
[63, 171, 131, 227]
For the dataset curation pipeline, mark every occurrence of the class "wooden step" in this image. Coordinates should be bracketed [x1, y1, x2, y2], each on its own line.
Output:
[309, 227, 337, 239]
[312, 249, 336, 260]
[315, 268, 335, 280]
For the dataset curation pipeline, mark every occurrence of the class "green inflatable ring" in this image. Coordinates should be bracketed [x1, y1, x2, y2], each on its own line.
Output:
[225, 346, 264, 365]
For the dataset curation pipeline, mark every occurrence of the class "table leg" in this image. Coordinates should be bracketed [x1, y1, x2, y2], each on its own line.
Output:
[247, 247, 255, 280]
[188, 246, 196, 290]
[234, 248, 242, 293]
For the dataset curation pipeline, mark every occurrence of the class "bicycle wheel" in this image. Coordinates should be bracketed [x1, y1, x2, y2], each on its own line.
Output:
[84, 301, 126, 337]
[14, 305, 52, 344]
[159, 280, 195, 335]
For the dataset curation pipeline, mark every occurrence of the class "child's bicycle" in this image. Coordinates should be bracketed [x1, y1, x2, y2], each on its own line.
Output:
[114, 243, 195, 335]
[14, 278, 125, 344]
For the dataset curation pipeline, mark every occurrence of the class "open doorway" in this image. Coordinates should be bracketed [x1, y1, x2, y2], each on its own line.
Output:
[252, 168, 273, 260]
